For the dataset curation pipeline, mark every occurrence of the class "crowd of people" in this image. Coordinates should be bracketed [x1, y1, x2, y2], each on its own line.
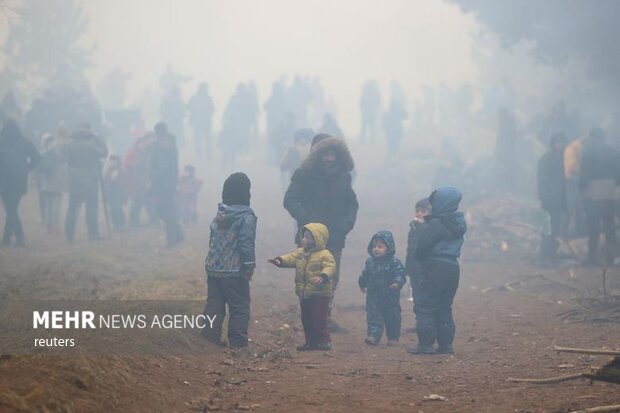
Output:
[1, 76, 619, 357]
[0, 118, 202, 247]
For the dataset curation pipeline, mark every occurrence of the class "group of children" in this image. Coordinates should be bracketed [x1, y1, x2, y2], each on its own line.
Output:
[204, 172, 466, 355]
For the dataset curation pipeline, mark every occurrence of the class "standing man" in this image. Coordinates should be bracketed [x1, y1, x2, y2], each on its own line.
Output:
[187, 83, 215, 161]
[63, 124, 107, 242]
[150, 122, 184, 247]
[284, 134, 359, 333]
[579, 127, 619, 265]
[0, 119, 40, 246]
[537, 132, 567, 262]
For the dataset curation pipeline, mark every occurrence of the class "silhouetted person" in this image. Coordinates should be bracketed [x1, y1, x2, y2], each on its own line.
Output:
[264, 81, 288, 164]
[537, 133, 567, 261]
[288, 75, 311, 128]
[579, 128, 619, 265]
[160, 87, 186, 147]
[359, 80, 381, 143]
[187, 83, 215, 161]
[124, 133, 156, 228]
[150, 122, 183, 247]
[220, 84, 253, 171]
[0, 119, 40, 246]
[319, 113, 344, 140]
[38, 133, 65, 235]
[273, 112, 297, 172]
[383, 98, 407, 162]
[63, 124, 107, 242]
[246, 81, 260, 146]
[284, 134, 359, 333]
[564, 136, 587, 237]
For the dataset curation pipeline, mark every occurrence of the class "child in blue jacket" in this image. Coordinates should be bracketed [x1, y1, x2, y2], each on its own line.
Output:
[359, 230, 406, 346]
[407, 187, 466, 355]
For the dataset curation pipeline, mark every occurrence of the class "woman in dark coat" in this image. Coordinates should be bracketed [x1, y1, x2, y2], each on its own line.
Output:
[0, 119, 41, 246]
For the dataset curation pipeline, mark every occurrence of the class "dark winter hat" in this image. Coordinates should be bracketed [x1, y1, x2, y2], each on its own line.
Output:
[311, 133, 332, 148]
[222, 172, 251, 206]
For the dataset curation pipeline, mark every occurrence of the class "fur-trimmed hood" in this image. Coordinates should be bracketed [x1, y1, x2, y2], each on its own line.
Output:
[300, 137, 354, 172]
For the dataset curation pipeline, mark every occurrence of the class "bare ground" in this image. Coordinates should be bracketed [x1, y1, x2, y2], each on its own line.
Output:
[0, 162, 619, 413]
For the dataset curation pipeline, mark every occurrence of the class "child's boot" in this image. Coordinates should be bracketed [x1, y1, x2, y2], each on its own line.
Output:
[315, 342, 331, 351]
[436, 344, 454, 354]
[436, 322, 455, 354]
[406, 343, 435, 354]
[364, 336, 380, 346]
[296, 343, 315, 351]
[407, 329, 435, 354]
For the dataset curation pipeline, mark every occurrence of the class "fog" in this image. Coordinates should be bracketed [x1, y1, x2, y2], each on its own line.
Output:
[0, 0, 619, 250]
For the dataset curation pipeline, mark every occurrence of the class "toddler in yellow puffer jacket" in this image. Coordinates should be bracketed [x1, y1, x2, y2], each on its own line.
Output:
[268, 223, 335, 351]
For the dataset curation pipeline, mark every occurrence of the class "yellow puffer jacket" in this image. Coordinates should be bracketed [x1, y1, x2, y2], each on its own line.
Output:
[564, 138, 583, 179]
[278, 223, 336, 299]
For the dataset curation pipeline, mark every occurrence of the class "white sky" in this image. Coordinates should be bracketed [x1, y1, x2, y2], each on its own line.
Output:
[82, 0, 479, 131]
[1, 0, 480, 133]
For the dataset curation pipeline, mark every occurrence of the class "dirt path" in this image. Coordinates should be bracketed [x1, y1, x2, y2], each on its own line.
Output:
[1, 182, 619, 412]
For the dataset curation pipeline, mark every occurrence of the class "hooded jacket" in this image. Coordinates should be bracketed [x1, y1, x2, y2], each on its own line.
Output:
[405, 219, 428, 281]
[205, 203, 257, 277]
[416, 187, 467, 265]
[277, 223, 336, 299]
[283, 137, 358, 251]
[358, 230, 406, 291]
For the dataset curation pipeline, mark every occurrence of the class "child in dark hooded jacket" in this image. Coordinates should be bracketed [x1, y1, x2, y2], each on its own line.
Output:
[359, 231, 406, 346]
[203, 172, 257, 349]
[404, 198, 432, 332]
[407, 187, 466, 355]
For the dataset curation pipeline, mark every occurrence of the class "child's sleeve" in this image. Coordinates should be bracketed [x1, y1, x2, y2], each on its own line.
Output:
[320, 251, 336, 280]
[404, 223, 416, 276]
[279, 249, 303, 268]
[358, 260, 370, 289]
[238, 214, 257, 269]
[392, 258, 406, 289]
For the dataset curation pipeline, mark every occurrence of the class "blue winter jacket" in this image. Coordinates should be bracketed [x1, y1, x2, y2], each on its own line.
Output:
[205, 203, 257, 277]
[416, 187, 467, 265]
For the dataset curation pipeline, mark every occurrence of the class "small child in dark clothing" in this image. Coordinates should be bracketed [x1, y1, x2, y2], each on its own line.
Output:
[178, 164, 203, 224]
[203, 172, 257, 349]
[404, 198, 432, 331]
[359, 230, 406, 346]
[407, 187, 466, 355]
